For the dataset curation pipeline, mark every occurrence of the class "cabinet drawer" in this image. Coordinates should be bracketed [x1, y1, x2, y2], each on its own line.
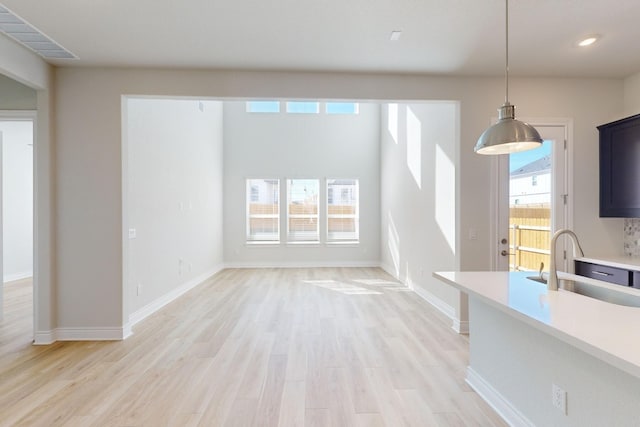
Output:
[575, 261, 631, 286]
[633, 271, 640, 289]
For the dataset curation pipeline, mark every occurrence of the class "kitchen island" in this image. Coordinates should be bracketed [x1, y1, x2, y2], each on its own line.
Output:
[434, 271, 640, 427]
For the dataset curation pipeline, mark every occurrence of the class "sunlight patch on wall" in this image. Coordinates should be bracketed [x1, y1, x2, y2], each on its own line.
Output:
[407, 107, 422, 189]
[387, 211, 400, 277]
[435, 144, 456, 254]
[387, 103, 399, 144]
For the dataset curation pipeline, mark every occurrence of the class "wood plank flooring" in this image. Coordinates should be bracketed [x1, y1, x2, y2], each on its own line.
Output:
[0, 269, 506, 426]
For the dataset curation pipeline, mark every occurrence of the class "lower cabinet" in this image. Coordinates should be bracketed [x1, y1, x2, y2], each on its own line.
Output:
[633, 271, 640, 289]
[575, 260, 632, 287]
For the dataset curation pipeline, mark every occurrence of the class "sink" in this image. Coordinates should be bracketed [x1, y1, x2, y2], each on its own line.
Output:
[526, 273, 640, 308]
[566, 280, 640, 308]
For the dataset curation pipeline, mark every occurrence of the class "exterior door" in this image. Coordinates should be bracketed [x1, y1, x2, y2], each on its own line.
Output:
[494, 124, 569, 272]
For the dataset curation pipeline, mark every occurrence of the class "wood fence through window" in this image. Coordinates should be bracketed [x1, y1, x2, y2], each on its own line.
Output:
[509, 205, 551, 272]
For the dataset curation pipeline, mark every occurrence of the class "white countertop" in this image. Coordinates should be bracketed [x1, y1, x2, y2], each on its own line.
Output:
[576, 255, 640, 271]
[434, 271, 640, 380]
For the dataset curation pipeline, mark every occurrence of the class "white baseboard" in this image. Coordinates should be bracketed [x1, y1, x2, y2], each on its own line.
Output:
[223, 260, 380, 269]
[57, 327, 129, 341]
[379, 261, 400, 279]
[380, 262, 468, 334]
[4, 271, 33, 283]
[453, 319, 470, 334]
[128, 264, 224, 328]
[466, 367, 535, 427]
[33, 330, 57, 345]
[32, 265, 223, 345]
[412, 284, 456, 319]
[33, 327, 129, 344]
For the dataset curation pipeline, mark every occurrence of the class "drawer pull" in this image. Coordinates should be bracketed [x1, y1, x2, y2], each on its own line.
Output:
[592, 271, 613, 277]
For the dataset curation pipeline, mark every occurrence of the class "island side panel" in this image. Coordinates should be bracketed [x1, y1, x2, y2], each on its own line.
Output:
[468, 296, 640, 427]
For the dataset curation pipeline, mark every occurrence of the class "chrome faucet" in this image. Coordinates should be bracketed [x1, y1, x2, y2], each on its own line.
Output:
[548, 229, 584, 291]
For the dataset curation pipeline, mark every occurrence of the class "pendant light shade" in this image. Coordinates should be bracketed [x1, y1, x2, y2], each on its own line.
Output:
[475, 103, 542, 154]
[475, 0, 542, 155]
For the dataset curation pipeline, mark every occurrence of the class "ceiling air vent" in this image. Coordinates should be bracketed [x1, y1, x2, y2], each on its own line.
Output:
[0, 4, 76, 59]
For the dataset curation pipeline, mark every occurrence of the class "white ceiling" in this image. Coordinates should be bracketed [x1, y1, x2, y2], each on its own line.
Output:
[2, 0, 640, 79]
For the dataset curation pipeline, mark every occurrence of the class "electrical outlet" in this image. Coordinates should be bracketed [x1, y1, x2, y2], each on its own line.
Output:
[552, 383, 567, 415]
[136, 283, 142, 296]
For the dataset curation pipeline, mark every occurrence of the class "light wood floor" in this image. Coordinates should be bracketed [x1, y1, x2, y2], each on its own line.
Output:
[0, 269, 506, 426]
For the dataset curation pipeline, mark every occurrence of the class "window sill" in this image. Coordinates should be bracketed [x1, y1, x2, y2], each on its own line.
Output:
[286, 242, 321, 247]
[245, 241, 281, 247]
[325, 241, 360, 247]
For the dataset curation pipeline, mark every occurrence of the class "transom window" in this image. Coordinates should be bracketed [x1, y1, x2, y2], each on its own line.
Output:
[286, 101, 319, 114]
[246, 100, 280, 113]
[326, 102, 359, 115]
[246, 100, 359, 115]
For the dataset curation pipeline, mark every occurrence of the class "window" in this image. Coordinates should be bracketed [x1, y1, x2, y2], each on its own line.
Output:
[250, 185, 259, 202]
[287, 179, 319, 242]
[246, 179, 280, 242]
[286, 101, 319, 114]
[326, 102, 359, 114]
[247, 101, 280, 113]
[327, 179, 359, 242]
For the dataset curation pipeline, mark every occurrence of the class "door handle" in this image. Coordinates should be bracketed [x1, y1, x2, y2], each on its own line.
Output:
[501, 250, 508, 256]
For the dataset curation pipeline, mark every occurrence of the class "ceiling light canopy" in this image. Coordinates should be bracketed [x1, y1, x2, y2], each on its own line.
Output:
[475, 0, 542, 155]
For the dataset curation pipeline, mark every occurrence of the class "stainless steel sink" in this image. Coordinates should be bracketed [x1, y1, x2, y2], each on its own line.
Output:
[565, 280, 640, 308]
[526, 273, 640, 308]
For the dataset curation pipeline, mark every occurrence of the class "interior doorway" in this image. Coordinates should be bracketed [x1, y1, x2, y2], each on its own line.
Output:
[0, 115, 35, 331]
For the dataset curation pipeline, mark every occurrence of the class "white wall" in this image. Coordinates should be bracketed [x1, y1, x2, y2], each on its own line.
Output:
[470, 297, 640, 426]
[0, 74, 37, 110]
[0, 32, 54, 340]
[126, 98, 224, 319]
[53, 67, 622, 334]
[223, 100, 380, 266]
[623, 71, 640, 116]
[380, 102, 460, 318]
[1, 121, 33, 282]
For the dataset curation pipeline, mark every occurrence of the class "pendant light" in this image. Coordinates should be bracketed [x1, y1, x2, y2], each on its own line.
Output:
[474, 0, 542, 155]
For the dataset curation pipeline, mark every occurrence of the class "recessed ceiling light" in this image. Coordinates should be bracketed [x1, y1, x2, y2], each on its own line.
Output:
[390, 31, 402, 41]
[577, 35, 600, 47]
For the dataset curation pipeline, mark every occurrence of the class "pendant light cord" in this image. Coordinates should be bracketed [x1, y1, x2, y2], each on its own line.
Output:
[505, 0, 509, 105]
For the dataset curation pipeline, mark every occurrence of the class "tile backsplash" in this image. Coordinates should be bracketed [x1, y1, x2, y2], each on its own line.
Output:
[624, 218, 640, 256]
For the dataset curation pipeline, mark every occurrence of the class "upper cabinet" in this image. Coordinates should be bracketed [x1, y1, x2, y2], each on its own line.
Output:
[599, 114, 640, 218]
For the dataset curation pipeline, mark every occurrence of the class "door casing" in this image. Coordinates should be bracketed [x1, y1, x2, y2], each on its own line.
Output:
[490, 120, 573, 272]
